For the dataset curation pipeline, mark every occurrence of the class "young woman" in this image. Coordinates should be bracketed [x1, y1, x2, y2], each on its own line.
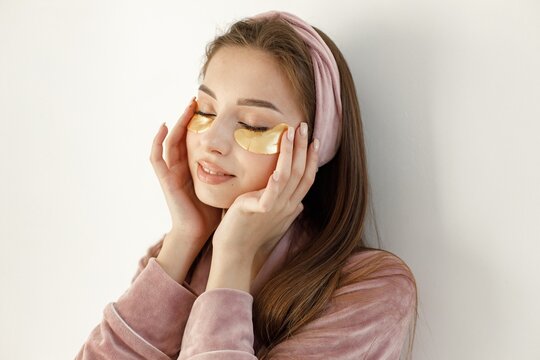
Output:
[76, 10, 417, 360]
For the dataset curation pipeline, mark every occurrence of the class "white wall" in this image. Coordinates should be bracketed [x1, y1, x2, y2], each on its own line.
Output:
[1, 0, 538, 359]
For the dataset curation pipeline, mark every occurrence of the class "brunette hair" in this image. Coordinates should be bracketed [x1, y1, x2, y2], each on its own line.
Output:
[141, 14, 417, 359]
[199, 15, 418, 359]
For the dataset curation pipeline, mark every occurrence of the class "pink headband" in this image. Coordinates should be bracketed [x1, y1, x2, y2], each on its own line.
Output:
[251, 11, 343, 167]
[248, 11, 343, 297]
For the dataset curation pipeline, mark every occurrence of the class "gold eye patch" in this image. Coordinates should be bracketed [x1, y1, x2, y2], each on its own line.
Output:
[187, 113, 214, 133]
[187, 113, 289, 155]
[234, 123, 289, 154]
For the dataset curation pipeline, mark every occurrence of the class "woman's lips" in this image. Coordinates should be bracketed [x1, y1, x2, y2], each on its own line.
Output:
[197, 162, 235, 185]
[198, 160, 233, 176]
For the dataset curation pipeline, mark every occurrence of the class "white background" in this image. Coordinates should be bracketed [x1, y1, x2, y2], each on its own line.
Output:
[1, 0, 539, 359]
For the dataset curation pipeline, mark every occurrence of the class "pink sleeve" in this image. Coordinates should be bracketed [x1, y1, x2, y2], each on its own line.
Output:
[179, 288, 256, 360]
[177, 252, 416, 360]
[75, 236, 199, 360]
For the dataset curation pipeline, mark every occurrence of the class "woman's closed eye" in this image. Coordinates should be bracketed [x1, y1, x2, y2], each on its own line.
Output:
[195, 110, 216, 118]
[195, 111, 269, 133]
[238, 122, 269, 133]
[195, 110, 269, 132]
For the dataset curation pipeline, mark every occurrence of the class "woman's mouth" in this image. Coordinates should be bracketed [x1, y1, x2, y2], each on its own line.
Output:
[201, 165, 229, 176]
[197, 162, 235, 185]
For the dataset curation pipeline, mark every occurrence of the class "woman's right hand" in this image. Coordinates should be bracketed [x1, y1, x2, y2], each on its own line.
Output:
[150, 97, 222, 251]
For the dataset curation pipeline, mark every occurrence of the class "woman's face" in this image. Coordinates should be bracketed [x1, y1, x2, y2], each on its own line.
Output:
[186, 46, 303, 209]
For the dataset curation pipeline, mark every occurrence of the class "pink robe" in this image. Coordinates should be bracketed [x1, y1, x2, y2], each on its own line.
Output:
[75, 231, 416, 359]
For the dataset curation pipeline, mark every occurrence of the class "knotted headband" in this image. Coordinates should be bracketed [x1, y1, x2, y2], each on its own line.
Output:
[247, 11, 343, 296]
[251, 10, 343, 167]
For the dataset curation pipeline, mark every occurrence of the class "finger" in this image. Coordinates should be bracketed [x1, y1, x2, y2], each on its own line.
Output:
[271, 124, 295, 200]
[165, 97, 196, 165]
[238, 188, 265, 213]
[257, 169, 281, 212]
[281, 122, 309, 201]
[240, 168, 280, 213]
[289, 138, 319, 206]
[150, 123, 170, 179]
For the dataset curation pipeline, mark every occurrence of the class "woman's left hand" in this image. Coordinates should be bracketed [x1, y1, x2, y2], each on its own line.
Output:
[212, 121, 319, 267]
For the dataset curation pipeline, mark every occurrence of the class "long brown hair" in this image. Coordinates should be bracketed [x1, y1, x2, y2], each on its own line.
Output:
[198, 14, 417, 359]
[201, 17, 416, 359]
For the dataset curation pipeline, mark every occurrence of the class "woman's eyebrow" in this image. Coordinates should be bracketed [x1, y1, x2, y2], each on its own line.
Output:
[199, 84, 217, 99]
[198, 84, 283, 114]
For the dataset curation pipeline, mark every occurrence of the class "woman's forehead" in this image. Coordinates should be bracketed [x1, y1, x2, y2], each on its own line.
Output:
[202, 47, 302, 121]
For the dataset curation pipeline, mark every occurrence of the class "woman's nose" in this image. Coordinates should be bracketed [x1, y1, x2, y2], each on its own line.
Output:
[198, 116, 233, 155]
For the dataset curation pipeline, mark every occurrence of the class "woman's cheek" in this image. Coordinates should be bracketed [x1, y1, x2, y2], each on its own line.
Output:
[245, 152, 279, 189]
[185, 133, 198, 175]
[185, 133, 195, 158]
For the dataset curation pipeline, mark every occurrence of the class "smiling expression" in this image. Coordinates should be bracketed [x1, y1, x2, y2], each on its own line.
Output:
[186, 46, 303, 209]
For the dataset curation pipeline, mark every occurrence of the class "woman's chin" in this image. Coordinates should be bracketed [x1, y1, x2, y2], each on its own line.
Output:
[195, 187, 233, 209]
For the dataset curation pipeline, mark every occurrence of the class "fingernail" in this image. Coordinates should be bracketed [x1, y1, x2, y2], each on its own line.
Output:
[300, 122, 307, 136]
[272, 170, 280, 181]
[161, 122, 166, 129]
[314, 138, 320, 151]
[184, 97, 196, 112]
[288, 126, 294, 141]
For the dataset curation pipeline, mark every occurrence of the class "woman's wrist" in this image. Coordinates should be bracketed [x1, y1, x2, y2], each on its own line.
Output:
[205, 246, 255, 293]
[155, 230, 206, 284]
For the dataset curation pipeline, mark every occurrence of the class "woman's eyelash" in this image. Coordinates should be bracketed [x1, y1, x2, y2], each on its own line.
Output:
[195, 110, 215, 117]
[239, 122, 268, 132]
[195, 111, 268, 132]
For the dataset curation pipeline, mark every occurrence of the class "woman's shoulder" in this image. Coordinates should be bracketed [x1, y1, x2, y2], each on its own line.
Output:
[334, 248, 417, 315]
[341, 248, 415, 280]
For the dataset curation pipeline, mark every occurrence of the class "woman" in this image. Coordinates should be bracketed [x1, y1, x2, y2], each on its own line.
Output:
[76, 10, 417, 360]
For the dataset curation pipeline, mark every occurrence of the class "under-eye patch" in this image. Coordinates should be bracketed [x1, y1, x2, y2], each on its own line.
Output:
[187, 112, 288, 155]
[233, 123, 289, 154]
[187, 113, 214, 133]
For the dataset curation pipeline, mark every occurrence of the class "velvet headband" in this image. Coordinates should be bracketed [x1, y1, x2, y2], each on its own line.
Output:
[251, 11, 343, 167]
